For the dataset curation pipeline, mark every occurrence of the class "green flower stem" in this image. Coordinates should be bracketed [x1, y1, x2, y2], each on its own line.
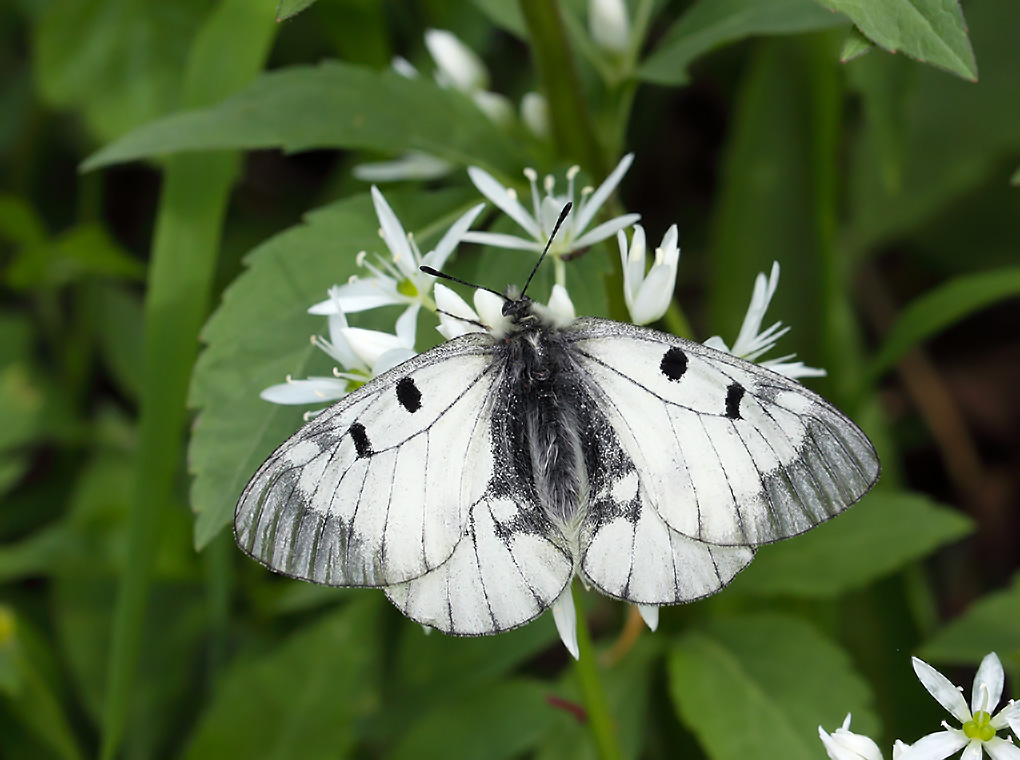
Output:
[573, 585, 623, 760]
[519, 0, 606, 178]
[662, 300, 695, 340]
[98, 3, 277, 758]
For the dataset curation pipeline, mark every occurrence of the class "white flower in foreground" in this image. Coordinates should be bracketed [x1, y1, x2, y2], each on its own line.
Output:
[463, 154, 640, 257]
[589, 0, 631, 54]
[619, 223, 679, 325]
[820, 714, 885, 760]
[309, 187, 484, 328]
[433, 282, 575, 341]
[261, 288, 417, 412]
[703, 262, 825, 380]
[897, 654, 1020, 760]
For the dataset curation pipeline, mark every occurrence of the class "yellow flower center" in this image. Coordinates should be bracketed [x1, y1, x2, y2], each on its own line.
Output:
[963, 711, 995, 742]
[397, 279, 418, 298]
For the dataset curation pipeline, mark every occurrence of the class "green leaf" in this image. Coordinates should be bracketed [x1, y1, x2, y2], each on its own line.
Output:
[470, 0, 527, 36]
[918, 572, 1020, 665]
[868, 267, 1020, 380]
[179, 600, 381, 759]
[83, 62, 524, 177]
[4, 224, 143, 290]
[638, 0, 845, 86]
[669, 614, 877, 760]
[388, 679, 560, 760]
[0, 195, 47, 246]
[188, 189, 477, 549]
[814, 0, 977, 80]
[1011, 165, 1020, 186]
[729, 491, 973, 598]
[96, 284, 145, 401]
[840, 26, 873, 62]
[275, 0, 316, 21]
[33, 0, 213, 141]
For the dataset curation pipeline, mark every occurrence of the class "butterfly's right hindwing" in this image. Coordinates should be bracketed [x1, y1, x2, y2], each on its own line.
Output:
[235, 335, 498, 588]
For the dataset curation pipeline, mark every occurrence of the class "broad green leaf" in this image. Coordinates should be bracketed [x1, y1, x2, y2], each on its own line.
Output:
[638, 0, 845, 86]
[179, 600, 381, 759]
[847, 0, 1020, 249]
[188, 189, 477, 549]
[814, 0, 976, 80]
[868, 267, 1020, 379]
[729, 492, 973, 598]
[0, 195, 47, 246]
[4, 224, 143, 290]
[33, 0, 213, 141]
[276, 0, 316, 21]
[0, 364, 44, 451]
[470, 0, 527, 36]
[388, 679, 560, 760]
[918, 572, 1020, 665]
[669, 614, 877, 760]
[96, 284, 145, 401]
[83, 62, 524, 177]
[840, 26, 873, 62]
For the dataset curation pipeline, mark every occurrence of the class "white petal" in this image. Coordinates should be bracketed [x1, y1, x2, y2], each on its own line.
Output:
[960, 741, 983, 760]
[372, 347, 417, 376]
[619, 224, 646, 305]
[656, 224, 680, 269]
[973, 652, 1005, 714]
[460, 230, 543, 252]
[395, 304, 420, 348]
[912, 657, 972, 723]
[435, 283, 483, 339]
[547, 284, 575, 323]
[896, 730, 967, 760]
[630, 265, 676, 325]
[703, 335, 730, 352]
[371, 186, 414, 265]
[466, 167, 542, 239]
[260, 377, 348, 405]
[760, 358, 827, 379]
[474, 289, 507, 330]
[341, 327, 409, 369]
[732, 262, 780, 355]
[550, 586, 579, 660]
[472, 90, 514, 125]
[572, 212, 642, 250]
[353, 152, 452, 182]
[391, 56, 419, 78]
[818, 720, 884, 760]
[637, 604, 658, 632]
[520, 91, 549, 138]
[993, 699, 1020, 731]
[424, 202, 487, 273]
[571, 153, 634, 236]
[425, 28, 489, 93]
[984, 737, 1020, 760]
[588, 0, 630, 53]
[893, 740, 911, 760]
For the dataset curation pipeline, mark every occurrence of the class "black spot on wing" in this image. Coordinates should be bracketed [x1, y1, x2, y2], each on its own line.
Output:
[349, 422, 372, 458]
[396, 376, 422, 413]
[725, 382, 745, 420]
[660, 347, 688, 381]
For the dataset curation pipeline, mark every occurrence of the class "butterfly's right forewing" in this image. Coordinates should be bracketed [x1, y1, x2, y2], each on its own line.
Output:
[235, 335, 499, 588]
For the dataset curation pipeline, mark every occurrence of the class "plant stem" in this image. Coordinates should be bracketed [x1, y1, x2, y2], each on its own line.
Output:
[573, 585, 623, 760]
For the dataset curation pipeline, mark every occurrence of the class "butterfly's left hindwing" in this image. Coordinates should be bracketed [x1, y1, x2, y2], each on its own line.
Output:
[234, 335, 500, 588]
[567, 318, 880, 548]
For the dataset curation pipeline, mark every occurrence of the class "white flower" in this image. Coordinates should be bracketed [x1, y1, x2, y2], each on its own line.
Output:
[897, 654, 1020, 760]
[589, 0, 631, 54]
[619, 223, 679, 325]
[520, 91, 550, 138]
[434, 282, 576, 341]
[703, 262, 825, 380]
[463, 154, 640, 258]
[424, 28, 488, 93]
[636, 604, 658, 631]
[261, 288, 417, 411]
[353, 152, 453, 183]
[550, 587, 579, 660]
[309, 187, 484, 328]
[820, 714, 885, 760]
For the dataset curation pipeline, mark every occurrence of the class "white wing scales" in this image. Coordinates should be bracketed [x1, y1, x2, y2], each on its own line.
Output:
[235, 336, 497, 587]
[568, 318, 880, 547]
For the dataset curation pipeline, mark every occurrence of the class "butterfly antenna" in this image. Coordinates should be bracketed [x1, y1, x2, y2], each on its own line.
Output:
[520, 202, 572, 298]
[418, 266, 506, 300]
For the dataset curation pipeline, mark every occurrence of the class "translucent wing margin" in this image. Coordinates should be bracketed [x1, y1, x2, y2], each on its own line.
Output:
[235, 334, 499, 587]
[568, 318, 880, 547]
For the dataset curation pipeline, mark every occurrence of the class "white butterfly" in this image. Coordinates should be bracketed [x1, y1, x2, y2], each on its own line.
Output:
[235, 210, 879, 641]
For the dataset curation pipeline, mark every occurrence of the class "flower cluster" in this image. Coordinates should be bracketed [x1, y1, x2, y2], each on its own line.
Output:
[820, 653, 1020, 760]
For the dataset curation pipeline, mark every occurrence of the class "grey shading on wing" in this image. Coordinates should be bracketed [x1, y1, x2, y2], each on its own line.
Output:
[234, 334, 500, 587]
[567, 318, 880, 548]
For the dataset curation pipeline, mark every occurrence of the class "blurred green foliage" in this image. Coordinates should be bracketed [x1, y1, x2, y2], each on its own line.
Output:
[2, 0, 1019, 758]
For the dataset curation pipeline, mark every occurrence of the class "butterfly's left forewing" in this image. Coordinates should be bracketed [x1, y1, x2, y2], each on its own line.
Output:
[567, 318, 879, 549]
[235, 335, 501, 588]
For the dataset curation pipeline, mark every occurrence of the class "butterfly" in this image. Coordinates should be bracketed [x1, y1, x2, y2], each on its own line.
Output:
[235, 204, 879, 638]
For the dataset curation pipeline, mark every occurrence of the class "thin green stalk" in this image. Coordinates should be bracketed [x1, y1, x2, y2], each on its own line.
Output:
[662, 300, 694, 340]
[98, 2, 277, 758]
[573, 585, 623, 760]
[519, 0, 606, 177]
